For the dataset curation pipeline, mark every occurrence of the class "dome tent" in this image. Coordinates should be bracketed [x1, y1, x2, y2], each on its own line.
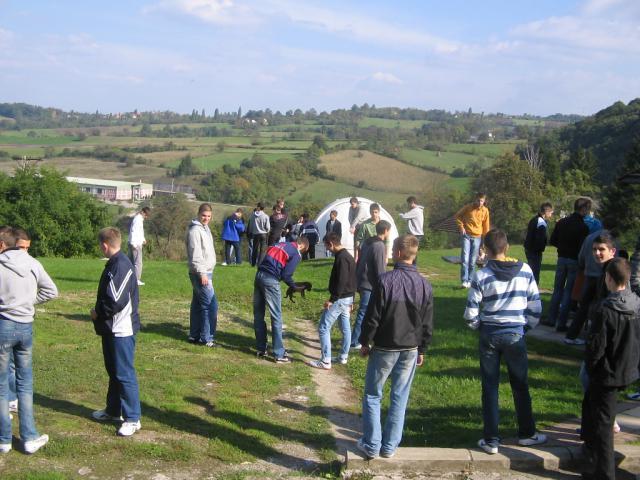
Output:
[314, 197, 399, 258]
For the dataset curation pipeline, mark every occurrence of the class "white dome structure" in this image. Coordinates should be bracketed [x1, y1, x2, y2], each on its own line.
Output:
[314, 197, 399, 258]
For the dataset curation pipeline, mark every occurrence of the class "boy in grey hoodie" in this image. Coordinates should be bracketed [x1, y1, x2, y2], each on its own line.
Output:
[248, 203, 270, 267]
[0, 226, 57, 454]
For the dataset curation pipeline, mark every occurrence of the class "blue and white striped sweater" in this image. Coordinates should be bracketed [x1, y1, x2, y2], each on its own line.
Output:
[464, 261, 541, 332]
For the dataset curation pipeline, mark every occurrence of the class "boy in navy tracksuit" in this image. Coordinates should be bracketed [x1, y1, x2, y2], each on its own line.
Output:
[90, 227, 142, 437]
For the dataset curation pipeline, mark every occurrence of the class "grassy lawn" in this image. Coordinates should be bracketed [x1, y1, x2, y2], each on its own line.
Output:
[400, 148, 478, 173]
[446, 142, 518, 157]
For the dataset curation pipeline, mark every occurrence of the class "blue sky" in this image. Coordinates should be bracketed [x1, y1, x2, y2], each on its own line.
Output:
[1, 0, 638, 116]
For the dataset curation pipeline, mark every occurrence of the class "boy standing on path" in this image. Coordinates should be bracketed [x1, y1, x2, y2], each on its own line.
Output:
[357, 235, 433, 459]
[464, 229, 546, 455]
[90, 227, 142, 437]
[581, 258, 640, 480]
[253, 237, 309, 363]
[0, 226, 58, 454]
[128, 207, 150, 286]
[309, 232, 356, 370]
[455, 192, 490, 288]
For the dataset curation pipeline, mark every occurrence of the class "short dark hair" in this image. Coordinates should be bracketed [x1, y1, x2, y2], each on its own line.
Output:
[606, 257, 630, 287]
[324, 232, 341, 246]
[98, 227, 121, 247]
[393, 234, 419, 260]
[538, 202, 553, 215]
[349, 197, 359, 204]
[302, 212, 309, 221]
[256, 202, 264, 210]
[330, 209, 338, 216]
[484, 228, 508, 256]
[0, 226, 16, 248]
[369, 203, 380, 214]
[574, 197, 592, 213]
[13, 227, 30, 241]
[593, 232, 615, 250]
[376, 220, 391, 235]
[406, 196, 417, 204]
[141, 207, 151, 215]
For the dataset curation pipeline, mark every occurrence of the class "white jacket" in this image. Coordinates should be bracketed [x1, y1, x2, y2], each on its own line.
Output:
[128, 212, 146, 248]
[186, 220, 216, 275]
[400, 206, 425, 236]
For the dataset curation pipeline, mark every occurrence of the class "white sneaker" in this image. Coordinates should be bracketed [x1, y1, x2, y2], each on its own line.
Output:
[8, 400, 18, 413]
[221, 262, 228, 266]
[117, 420, 141, 436]
[350, 343, 362, 350]
[137, 280, 145, 286]
[478, 438, 498, 454]
[518, 432, 547, 446]
[24, 434, 49, 454]
[92, 409, 123, 422]
[563, 337, 586, 346]
[0, 443, 11, 453]
[308, 359, 331, 370]
[462, 282, 471, 289]
[332, 356, 348, 365]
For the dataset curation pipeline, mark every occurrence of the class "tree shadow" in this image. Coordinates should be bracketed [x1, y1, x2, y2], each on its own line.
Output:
[56, 312, 91, 322]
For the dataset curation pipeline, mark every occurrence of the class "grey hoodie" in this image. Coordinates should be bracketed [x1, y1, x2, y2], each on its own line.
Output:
[186, 219, 216, 275]
[248, 210, 270, 235]
[0, 248, 58, 323]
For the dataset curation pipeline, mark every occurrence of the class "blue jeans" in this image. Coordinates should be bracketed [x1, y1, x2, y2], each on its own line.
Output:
[8, 351, 16, 403]
[189, 273, 218, 343]
[253, 271, 285, 359]
[525, 250, 542, 285]
[361, 348, 418, 457]
[224, 240, 242, 265]
[351, 289, 372, 348]
[479, 330, 535, 444]
[0, 321, 40, 444]
[460, 234, 482, 284]
[101, 335, 141, 422]
[547, 257, 579, 329]
[318, 297, 353, 362]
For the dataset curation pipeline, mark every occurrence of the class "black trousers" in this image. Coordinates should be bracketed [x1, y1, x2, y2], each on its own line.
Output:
[251, 234, 267, 267]
[581, 384, 618, 480]
[566, 276, 598, 340]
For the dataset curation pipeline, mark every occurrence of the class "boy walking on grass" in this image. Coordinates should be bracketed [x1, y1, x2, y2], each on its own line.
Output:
[581, 258, 640, 480]
[90, 227, 142, 437]
[309, 232, 356, 370]
[357, 235, 433, 459]
[464, 229, 546, 455]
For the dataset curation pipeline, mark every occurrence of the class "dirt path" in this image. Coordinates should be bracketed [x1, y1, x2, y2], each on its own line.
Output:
[294, 316, 362, 462]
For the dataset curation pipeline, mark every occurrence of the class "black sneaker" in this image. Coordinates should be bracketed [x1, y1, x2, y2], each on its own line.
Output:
[187, 337, 198, 344]
[256, 350, 268, 358]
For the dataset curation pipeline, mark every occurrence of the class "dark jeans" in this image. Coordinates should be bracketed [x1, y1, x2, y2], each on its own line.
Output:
[479, 330, 535, 444]
[251, 234, 267, 267]
[224, 240, 242, 264]
[566, 276, 598, 340]
[547, 257, 579, 328]
[524, 249, 542, 285]
[412, 235, 423, 266]
[581, 384, 618, 480]
[101, 335, 141, 422]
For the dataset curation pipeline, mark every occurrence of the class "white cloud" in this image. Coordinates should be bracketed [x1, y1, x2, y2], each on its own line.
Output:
[143, 0, 262, 26]
[0, 27, 13, 47]
[371, 72, 402, 85]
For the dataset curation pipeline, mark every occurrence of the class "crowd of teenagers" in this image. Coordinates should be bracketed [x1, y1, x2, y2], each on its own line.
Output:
[1, 191, 639, 480]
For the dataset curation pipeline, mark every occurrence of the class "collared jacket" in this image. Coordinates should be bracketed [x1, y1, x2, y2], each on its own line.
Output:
[186, 219, 216, 275]
[549, 212, 589, 260]
[359, 262, 433, 354]
[221, 215, 245, 243]
[257, 242, 301, 287]
[94, 250, 140, 337]
[524, 214, 548, 254]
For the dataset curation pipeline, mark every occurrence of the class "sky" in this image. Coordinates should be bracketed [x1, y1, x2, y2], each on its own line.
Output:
[1, 0, 639, 116]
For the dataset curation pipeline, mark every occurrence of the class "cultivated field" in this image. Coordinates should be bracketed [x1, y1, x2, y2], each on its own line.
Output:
[320, 150, 448, 194]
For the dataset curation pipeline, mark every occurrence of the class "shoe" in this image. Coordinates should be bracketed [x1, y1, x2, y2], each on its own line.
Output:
[518, 432, 547, 446]
[256, 350, 268, 358]
[0, 443, 11, 453]
[8, 400, 18, 413]
[275, 355, 291, 364]
[555, 326, 568, 333]
[564, 337, 586, 346]
[221, 262, 227, 266]
[356, 438, 379, 459]
[461, 282, 471, 289]
[350, 343, 362, 350]
[117, 420, 141, 437]
[614, 420, 621, 433]
[187, 337, 197, 344]
[308, 359, 331, 370]
[201, 340, 218, 348]
[137, 280, 145, 286]
[477, 438, 498, 454]
[380, 450, 395, 458]
[627, 391, 640, 401]
[24, 434, 49, 454]
[332, 356, 348, 365]
[92, 409, 123, 422]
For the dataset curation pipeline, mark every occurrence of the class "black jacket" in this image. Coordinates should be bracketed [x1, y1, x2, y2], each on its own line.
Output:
[359, 262, 434, 354]
[325, 219, 342, 240]
[586, 289, 640, 388]
[94, 251, 140, 336]
[524, 215, 548, 253]
[328, 248, 356, 302]
[549, 212, 588, 260]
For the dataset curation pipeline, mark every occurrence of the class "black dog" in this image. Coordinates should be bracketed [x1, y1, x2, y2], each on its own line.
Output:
[285, 282, 313, 303]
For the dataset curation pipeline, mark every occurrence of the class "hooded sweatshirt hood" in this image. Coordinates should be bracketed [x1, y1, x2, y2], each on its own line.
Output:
[486, 259, 523, 282]
[603, 288, 640, 314]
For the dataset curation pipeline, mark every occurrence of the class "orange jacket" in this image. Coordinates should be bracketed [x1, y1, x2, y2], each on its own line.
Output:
[454, 204, 490, 237]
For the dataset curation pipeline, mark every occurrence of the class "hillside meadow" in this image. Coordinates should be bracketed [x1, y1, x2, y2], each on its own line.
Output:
[0, 244, 592, 479]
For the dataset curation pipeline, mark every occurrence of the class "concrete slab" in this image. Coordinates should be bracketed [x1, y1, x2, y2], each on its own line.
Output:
[345, 446, 472, 472]
[497, 446, 570, 470]
[616, 414, 640, 433]
[468, 449, 510, 470]
[621, 406, 640, 417]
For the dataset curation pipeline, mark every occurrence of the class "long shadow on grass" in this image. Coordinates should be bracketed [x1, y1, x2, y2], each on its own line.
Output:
[34, 393, 95, 419]
[56, 313, 91, 322]
[275, 399, 361, 442]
